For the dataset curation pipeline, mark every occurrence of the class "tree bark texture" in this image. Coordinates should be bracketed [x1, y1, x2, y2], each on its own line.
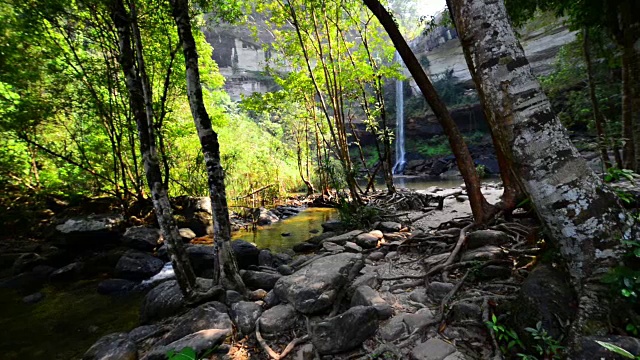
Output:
[448, 0, 638, 349]
[110, 0, 198, 297]
[363, 0, 493, 223]
[169, 0, 246, 294]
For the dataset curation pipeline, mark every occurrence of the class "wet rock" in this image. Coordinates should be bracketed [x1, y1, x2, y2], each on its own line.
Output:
[225, 290, 243, 304]
[450, 302, 482, 322]
[128, 324, 165, 344]
[122, 226, 161, 251]
[376, 221, 402, 233]
[511, 264, 575, 346]
[55, 214, 125, 248]
[231, 301, 263, 335]
[275, 253, 363, 314]
[140, 280, 185, 324]
[368, 251, 385, 261]
[241, 270, 281, 291]
[97, 279, 138, 296]
[321, 220, 345, 232]
[160, 302, 232, 345]
[460, 245, 506, 262]
[115, 250, 164, 281]
[344, 241, 362, 253]
[186, 245, 215, 278]
[293, 241, 319, 253]
[272, 253, 292, 267]
[574, 335, 640, 360]
[258, 304, 297, 337]
[356, 233, 379, 249]
[466, 230, 510, 249]
[50, 262, 84, 282]
[263, 290, 281, 308]
[276, 264, 293, 275]
[143, 329, 229, 360]
[411, 338, 456, 360]
[306, 231, 336, 245]
[323, 242, 345, 252]
[23, 292, 45, 304]
[12, 253, 45, 274]
[83, 332, 137, 360]
[258, 250, 274, 267]
[231, 240, 260, 269]
[178, 228, 196, 242]
[322, 230, 364, 246]
[427, 282, 455, 302]
[351, 285, 393, 319]
[311, 306, 378, 354]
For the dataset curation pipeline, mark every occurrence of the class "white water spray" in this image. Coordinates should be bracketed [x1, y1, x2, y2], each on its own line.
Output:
[392, 51, 406, 174]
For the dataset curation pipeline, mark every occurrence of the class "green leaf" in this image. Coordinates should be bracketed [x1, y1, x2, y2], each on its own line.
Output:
[594, 340, 636, 359]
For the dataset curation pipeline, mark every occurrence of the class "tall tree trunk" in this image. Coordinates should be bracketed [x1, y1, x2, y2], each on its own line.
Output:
[363, 0, 493, 223]
[169, 0, 246, 294]
[110, 0, 198, 298]
[448, 0, 638, 351]
[621, 45, 636, 170]
[583, 28, 612, 171]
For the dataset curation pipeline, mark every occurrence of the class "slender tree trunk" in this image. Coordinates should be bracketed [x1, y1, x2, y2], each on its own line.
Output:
[448, 0, 638, 351]
[363, 0, 493, 223]
[583, 28, 612, 171]
[621, 46, 636, 170]
[110, 0, 198, 298]
[169, 0, 246, 294]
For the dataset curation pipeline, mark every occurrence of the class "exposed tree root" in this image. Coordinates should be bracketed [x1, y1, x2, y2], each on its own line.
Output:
[255, 321, 309, 360]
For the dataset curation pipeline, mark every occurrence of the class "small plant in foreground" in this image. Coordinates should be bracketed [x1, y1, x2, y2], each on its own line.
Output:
[522, 321, 564, 359]
[595, 340, 640, 359]
[486, 314, 524, 354]
[167, 346, 216, 360]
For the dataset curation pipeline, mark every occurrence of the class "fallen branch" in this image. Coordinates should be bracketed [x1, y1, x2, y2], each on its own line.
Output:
[441, 223, 475, 280]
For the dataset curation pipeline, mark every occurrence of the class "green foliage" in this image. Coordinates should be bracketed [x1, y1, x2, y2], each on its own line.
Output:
[476, 164, 487, 179]
[337, 199, 381, 229]
[486, 314, 525, 354]
[604, 167, 636, 183]
[523, 321, 564, 359]
[167, 346, 217, 360]
[432, 69, 477, 108]
[595, 341, 639, 359]
[486, 316, 564, 359]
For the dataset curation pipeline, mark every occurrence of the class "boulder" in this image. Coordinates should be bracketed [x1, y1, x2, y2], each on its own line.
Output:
[511, 264, 575, 346]
[225, 290, 243, 304]
[83, 332, 137, 360]
[311, 306, 378, 354]
[276, 265, 293, 275]
[258, 250, 274, 267]
[306, 231, 337, 244]
[173, 196, 212, 236]
[321, 220, 345, 232]
[143, 329, 229, 360]
[466, 230, 510, 249]
[376, 222, 402, 233]
[23, 292, 45, 304]
[379, 309, 436, 342]
[344, 242, 362, 253]
[574, 335, 640, 360]
[122, 226, 162, 251]
[450, 302, 482, 322]
[128, 325, 166, 344]
[159, 302, 232, 345]
[12, 253, 45, 274]
[274, 253, 363, 314]
[98, 279, 138, 295]
[322, 242, 345, 252]
[178, 228, 196, 242]
[351, 285, 393, 319]
[292, 242, 319, 253]
[186, 245, 215, 278]
[55, 214, 125, 248]
[322, 230, 364, 246]
[231, 301, 263, 335]
[410, 338, 456, 360]
[409, 288, 429, 304]
[140, 280, 185, 324]
[258, 304, 297, 337]
[115, 250, 164, 281]
[256, 207, 279, 225]
[241, 270, 281, 291]
[460, 245, 506, 262]
[50, 262, 84, 282]
[263, 290, 281, 308]
[272, 253, 292, 267]
[356, 233, 379, 249]
[231, 240, 260, 269]
[427, 282, 455, 302]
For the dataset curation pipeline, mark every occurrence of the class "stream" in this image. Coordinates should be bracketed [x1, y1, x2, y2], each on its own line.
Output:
[0, 176, 491, 359]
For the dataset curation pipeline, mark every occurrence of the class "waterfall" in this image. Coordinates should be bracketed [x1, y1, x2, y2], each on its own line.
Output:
[392, 51, 406, 175]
